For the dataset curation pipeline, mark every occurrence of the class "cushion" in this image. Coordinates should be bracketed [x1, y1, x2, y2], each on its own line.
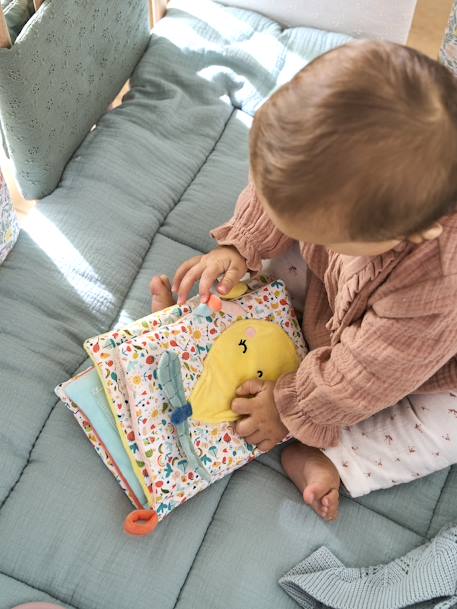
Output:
[216, 0, 418, 43]
[1, 2, 456, 607]
[3, 0, 35, 42]
[0, 0, 150, 199]
[2, 0, 34, 42]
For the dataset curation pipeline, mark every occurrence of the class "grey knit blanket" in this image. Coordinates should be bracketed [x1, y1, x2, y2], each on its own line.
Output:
[279, 526, 457, 609]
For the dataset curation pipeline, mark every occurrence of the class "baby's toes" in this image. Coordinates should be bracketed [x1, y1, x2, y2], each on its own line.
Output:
[150, 275, 164, 296]
[159, 275, 171, 290]
[150, 276, 159, 295]
[150, 275, 175, 312]
[150, 275, 170, 294]
[304, 483, 334, 519]
[321, 489, 340, 521]
[303, 484, 323, 512]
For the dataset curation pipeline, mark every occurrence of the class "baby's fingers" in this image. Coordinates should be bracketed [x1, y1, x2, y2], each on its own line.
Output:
[177, 262, 205, 305]
[172, 256, 202, 294]
[231, 397, 254, 415]
[236, 379, 264, 397]
[217, 263, 246, 296]
[199, 264, 225, 303]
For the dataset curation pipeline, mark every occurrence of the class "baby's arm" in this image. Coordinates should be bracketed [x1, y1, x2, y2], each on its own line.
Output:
[174, 183, 295, 303]
[275, 283, 457, 448]
[211, 182, 294, 272]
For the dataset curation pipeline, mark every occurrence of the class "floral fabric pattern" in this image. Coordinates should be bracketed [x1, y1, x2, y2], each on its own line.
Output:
[323, 392, 457, 497]
[118, 280, 306, 519]
[0, 171, 19, 264]
[82, 279, 306, 519]
[84, 303, 197, 505]
[440, 1, 457, 74]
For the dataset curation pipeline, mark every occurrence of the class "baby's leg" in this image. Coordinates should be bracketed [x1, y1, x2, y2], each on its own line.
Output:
[281, 444, 340, 521]
[322, 392, 457, 498]
[150, 275, 176, 312]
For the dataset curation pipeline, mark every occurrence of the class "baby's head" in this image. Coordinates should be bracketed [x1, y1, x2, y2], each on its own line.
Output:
[250, 40, 457, 255]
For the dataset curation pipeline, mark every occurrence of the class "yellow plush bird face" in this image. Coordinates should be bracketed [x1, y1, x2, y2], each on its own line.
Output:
[190, 320, 300, 424]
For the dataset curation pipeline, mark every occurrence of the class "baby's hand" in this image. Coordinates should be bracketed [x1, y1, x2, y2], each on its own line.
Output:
[232, 380, 288, 452]
[172, 246, 248, 305]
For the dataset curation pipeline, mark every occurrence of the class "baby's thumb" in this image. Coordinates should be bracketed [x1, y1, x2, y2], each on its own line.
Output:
[217, 266, 244, 295]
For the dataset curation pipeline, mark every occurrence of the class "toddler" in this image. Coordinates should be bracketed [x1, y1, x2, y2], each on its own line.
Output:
[151, 40, 457, 521]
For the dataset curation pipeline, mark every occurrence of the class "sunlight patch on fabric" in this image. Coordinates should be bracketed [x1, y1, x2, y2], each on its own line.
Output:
[22, 209, 114, 308]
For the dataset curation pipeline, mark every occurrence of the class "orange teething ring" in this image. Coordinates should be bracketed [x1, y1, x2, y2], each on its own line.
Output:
[208, 294, 222, 312]
[124, 509, 159, 536]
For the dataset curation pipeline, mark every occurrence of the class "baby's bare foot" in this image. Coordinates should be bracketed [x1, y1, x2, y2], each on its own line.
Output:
[150, 275, 176, 312]
[281, 444, 340, 521]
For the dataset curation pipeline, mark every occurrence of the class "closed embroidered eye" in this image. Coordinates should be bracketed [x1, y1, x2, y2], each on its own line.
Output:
[238, 339, 247, 353]
[257, 370, 263, 378]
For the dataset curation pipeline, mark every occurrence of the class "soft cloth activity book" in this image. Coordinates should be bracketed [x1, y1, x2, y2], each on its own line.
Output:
[56, 279, 306, 535]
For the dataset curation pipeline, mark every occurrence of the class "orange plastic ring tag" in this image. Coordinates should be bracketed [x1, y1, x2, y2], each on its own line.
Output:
[207, 294, 222, 312]
[124, 509, 159, 536]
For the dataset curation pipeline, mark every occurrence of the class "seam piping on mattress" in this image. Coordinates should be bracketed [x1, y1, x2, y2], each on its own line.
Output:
[0, 107, 236, 513]
[425, 467, 452, 539]
[157, 106, 238, 251]
[343, 492, 432, 540]
[161, 106, 236, 221]
[172, 474, 234, 609]
[254, 458, 428, 540]
[0, 361, 90, 512]
[156, 230, 205, 254]
[0, 569, 80, 609]
[335, 495, 427, 540]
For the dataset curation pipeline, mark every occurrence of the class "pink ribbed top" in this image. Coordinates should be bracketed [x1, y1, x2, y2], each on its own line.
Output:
[212, 184, 457, 447]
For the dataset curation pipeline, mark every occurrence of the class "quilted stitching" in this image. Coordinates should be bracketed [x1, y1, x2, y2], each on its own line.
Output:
[1, 3, 456, 607]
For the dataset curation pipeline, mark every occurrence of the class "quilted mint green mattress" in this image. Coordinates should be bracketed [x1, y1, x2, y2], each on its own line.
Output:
[1, 2, 456, 608]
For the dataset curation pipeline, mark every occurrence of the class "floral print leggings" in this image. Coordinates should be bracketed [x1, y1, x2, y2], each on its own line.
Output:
[323, 393, 457, 497]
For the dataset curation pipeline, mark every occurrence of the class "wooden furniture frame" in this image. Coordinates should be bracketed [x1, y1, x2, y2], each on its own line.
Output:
[0, 0, 166, 51]
[0, 1, 45, 48]
[151, 0, 168, 22]
[0, 3, 11, 48]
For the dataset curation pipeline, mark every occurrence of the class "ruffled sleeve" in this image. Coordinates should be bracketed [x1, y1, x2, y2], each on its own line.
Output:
[274, 284, 457, 447]
[274, 372, 340, 447]
[211, 183, 294, 272]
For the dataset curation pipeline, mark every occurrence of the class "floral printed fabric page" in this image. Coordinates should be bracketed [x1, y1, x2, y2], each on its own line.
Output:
[55, 370, 143, 509]
[55, 367, 148, 510]
[84, 302, 197, 504]
[441, 1, 457, 76]
[0, 171, 19, 264]
[118, 281, 307, 520]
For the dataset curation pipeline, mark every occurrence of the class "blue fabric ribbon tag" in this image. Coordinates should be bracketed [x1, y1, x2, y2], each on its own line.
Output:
[171, 402, 193, 425]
